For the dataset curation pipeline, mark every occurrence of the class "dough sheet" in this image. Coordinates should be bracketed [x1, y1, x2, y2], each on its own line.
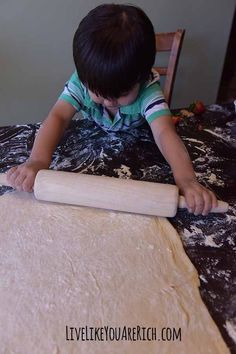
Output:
[0, 192, 229, 353]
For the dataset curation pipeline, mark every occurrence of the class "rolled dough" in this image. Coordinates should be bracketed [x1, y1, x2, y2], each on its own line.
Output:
[0, 192, 229, 354]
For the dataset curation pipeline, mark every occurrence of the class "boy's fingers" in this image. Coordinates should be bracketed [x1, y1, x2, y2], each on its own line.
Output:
[7, 166, 17, 173]
[184, 184, 218, 216]
[202, 190, 219, 215]
[6, 165, 38, 192]
[15, 173, 27, 191]
[202, 192, 212, 216]
[6, 166, 17, 180]
[210, 191, 218, 209]
[22, 176, 34, 192]
[186, 194, 195, 214]
[7, 169, 20, 187]
[193, 194, 204, 215]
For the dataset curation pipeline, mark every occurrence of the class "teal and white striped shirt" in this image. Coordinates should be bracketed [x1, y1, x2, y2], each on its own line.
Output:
[59, 70, 171, 132]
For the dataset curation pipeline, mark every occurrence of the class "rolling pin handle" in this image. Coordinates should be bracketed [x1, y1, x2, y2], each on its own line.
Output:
[178, 195, 229, 213]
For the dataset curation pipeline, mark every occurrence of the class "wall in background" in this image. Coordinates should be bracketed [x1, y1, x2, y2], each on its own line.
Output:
[0, 0, 235, 125]
[218, 7, 236, 103]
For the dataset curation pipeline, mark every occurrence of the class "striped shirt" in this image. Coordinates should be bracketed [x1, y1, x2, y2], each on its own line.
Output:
[59, 69, 171, 132]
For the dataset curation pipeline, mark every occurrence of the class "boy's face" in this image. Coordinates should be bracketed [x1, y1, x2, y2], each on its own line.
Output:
[88, 83, 140, 109]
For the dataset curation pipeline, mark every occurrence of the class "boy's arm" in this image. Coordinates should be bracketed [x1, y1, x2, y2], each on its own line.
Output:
[7, 100, 77, 192]
[30, 100, 76, 163]
[150, 115, 218, 216]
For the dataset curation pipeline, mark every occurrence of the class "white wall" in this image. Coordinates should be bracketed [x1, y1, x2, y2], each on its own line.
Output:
[0, 0, 235, 125]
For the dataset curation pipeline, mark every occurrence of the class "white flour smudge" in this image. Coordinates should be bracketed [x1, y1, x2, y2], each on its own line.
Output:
[217, 270, 231, 280]
[207, 173, 225, 187]
[204, 128, 236, 146]
[114, 165, 132, 179]
[207, 104, 231, 115]
[199, 274, 208, 283]
[190, 225, 204, 236]
[225, 320, 236, 343]
[99, 147, 112, 160]
[204, 234, 223, 248]
[183, 137, 205, 145]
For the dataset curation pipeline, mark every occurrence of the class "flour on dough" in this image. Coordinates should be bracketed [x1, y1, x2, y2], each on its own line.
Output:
[0, 192, 229, 354]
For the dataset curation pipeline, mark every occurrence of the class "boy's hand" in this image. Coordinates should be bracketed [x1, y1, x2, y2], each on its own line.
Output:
[178, 179, 218, 216]
[6, 159, 50, 192]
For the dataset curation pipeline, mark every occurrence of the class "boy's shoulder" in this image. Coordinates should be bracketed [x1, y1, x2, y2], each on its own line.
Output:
[68, 71, 84, 88]
[66, 70, 88, 97]
[139, 69, 162, 101]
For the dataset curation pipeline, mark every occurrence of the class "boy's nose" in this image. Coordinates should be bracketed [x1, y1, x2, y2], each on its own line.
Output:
[103, 98, 118, 107]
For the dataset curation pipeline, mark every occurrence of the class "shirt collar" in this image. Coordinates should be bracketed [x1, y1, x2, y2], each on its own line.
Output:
[83, 86, 141, 114]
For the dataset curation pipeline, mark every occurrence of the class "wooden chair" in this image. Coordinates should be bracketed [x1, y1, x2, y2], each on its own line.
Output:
[154, 29, 185, 106]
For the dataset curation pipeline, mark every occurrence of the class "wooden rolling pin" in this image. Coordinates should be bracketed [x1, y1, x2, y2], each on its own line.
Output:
[0, 170, 229, 217]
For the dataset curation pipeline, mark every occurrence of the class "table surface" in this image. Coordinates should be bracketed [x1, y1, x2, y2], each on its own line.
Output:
[0, 103, 236, 353]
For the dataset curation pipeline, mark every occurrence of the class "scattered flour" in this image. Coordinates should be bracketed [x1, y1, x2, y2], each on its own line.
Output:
[207, 104, 231, 115]
[217, 270, 231, 280]
[183, 137, 205, 144]
[207, 173, 225, 187]
[114, 165, 132, 179]
[225, 320, 236, 344]
[199, 275, 208, 283]
[204, 235, 223, 248]
[190, 225, 204, 235]
[204, 128, 236, 146]
[99, 148, 112, 160]
[226, 214, 236, 224]
[194, 146, 206, 153]
[140, 165, 162, 179]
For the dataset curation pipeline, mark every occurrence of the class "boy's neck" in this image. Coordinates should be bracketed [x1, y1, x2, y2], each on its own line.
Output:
[105, 106, 119, 118]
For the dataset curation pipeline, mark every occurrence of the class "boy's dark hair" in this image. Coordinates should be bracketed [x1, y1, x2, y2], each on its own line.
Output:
[73, 4, 156, 98]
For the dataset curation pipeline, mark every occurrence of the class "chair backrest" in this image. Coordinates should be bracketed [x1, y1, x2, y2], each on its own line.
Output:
[154, 29, 185, 106]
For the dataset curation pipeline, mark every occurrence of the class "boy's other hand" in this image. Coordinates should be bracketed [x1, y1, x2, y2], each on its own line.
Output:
[6, 159, 50, 192]
[178, 179, 218, 216]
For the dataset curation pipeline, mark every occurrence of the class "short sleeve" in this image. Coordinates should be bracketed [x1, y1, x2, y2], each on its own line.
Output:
[58, 71, 84, 111]
[140, 82, 171, 124]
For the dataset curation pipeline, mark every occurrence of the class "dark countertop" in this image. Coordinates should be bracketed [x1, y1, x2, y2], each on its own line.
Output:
[0, 103, 236, 353]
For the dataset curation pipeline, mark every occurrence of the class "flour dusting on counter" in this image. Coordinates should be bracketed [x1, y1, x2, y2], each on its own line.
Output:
[225, 320, 236, 343]
[114, 165, 132, 179]
[0, 103, 236, 351]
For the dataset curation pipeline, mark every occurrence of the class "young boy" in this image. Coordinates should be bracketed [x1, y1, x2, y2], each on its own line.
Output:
[7, 4, 217, 216]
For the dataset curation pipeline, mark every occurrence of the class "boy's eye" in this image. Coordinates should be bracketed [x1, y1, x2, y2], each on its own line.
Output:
[120, 91, 129, 97]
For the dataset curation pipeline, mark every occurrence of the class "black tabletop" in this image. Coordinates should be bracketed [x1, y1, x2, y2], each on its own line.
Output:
[0, 103, 236, 353]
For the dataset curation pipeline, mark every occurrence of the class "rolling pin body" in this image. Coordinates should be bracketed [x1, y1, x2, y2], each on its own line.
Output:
[34, 170, 179, 217]
[0, 170, 229, 216]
